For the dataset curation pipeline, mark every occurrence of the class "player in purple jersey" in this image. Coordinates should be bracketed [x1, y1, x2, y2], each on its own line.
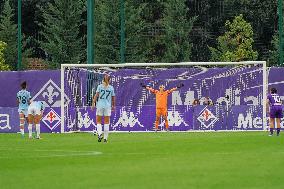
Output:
[267, 88, 283, 136]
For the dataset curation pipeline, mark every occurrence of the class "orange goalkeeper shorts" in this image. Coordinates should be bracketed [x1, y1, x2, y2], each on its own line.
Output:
[156, 108, 167, 117]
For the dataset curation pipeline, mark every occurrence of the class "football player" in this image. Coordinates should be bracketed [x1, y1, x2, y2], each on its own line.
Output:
[28, 101, 45, 139]
[17, 81, 31, 138]
[267, 88, 283, 136]
[141, 83, 184, 131]
[92, 74, 115, 143]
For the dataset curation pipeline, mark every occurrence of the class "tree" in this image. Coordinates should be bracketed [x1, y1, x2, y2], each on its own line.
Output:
[161, 0, 196, 62]
[94, 0, 147, 64]
[0, 0, 17, 69]
[94, 1, 120, 64]
[0, 41, 10, 70]
[128, 0, 165, 62]
[39, 0, 85, 68]
[21, 0, 51, 59]
[0, 0, 4, 11]
[124, 1, 148, 62]
[223, 0, 276, 60]
[0, 0, 32, 70]
[209, 14, 258, 62]
[186, 0, 276, 62]
[132, 0, 196, 63]
[186, 0, 218, 62]
[268, 33, 282, 66]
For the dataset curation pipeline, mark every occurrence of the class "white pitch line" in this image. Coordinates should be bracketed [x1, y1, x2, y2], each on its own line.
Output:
[34, 151, 102, 158]
[0, 149, 102, 159]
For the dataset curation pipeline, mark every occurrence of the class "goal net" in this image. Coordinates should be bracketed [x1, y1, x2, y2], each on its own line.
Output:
[61, 62, 267, 133]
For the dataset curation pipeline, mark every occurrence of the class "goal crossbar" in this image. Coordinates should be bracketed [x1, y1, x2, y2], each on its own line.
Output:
[61, 61, 266, 68]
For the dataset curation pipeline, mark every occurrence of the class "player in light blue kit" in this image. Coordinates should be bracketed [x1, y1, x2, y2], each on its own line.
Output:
[92, 74, 115, 143]
[17, 81, 31, 137]
[28, 101, 45, 139]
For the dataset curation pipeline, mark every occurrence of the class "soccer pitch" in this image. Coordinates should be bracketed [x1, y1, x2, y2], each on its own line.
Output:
[0, 132, 283, 189]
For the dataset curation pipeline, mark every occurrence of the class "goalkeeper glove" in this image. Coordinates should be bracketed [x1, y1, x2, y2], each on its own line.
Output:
[177, 83, 184, 88]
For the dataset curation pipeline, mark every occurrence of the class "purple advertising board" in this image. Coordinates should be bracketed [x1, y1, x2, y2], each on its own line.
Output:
[0, 67, 283, 133]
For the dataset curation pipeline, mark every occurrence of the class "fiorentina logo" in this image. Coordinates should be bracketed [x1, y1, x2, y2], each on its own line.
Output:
[197, 108, 218, 128]
[42, 109, 61, 131]
[31, 79, 70, 107]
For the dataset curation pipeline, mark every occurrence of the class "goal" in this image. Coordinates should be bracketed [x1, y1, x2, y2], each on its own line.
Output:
[61, 61, 267, 133]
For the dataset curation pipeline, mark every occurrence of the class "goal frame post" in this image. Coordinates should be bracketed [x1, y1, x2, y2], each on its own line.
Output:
[61, 61, 267, 133]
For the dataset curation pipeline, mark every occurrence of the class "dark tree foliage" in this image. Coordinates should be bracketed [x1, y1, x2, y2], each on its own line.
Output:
[39, 0, 85, 68]
[0, 0, 282, 66]
[0, 0, 32, 70]
[139, 0, 195, 62]
[94, 0, 149, 64]
[187, 0, 277, 61]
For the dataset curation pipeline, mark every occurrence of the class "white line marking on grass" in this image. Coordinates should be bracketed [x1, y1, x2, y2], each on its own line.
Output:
[35, 151, 103, 158]
[0, 149, 102, 159]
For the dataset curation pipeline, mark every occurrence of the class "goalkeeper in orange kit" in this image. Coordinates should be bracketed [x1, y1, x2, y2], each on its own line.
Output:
[141, 83, 184, 131]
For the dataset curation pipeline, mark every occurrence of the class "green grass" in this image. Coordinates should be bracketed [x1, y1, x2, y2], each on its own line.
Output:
[0, 132, 283, 189]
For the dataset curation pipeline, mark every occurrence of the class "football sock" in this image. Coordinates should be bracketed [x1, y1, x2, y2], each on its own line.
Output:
[28, 124, 33, 138]
[270, 128, 274, 135]
[277, 128, 280, 135]
[20, 119, 25, 136]
[97, 124, 102, 136]
[104, 124, 109, 140]
[36, 124, 40, 138]
[20, 128, 24, 136]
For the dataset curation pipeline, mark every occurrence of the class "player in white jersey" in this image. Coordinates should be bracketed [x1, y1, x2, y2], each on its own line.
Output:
[92, 74, 115, 143]
[28, 101, 45, 139]
[17, 81, 31, 137]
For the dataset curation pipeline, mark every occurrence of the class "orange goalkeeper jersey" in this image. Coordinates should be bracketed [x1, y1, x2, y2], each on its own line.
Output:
[147, 87, 176, 109]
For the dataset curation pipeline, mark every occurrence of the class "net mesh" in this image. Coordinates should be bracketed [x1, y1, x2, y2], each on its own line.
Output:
[62, 63, 265, 132]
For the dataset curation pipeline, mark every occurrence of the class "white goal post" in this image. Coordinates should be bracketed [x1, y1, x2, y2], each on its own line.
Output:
[61, 61, 267, 133]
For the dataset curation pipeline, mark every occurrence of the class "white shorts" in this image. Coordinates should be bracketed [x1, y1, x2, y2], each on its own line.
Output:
[96, 107, 111, 117]
[28, 105, 41, 116]
[18, 109, 28, 117]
